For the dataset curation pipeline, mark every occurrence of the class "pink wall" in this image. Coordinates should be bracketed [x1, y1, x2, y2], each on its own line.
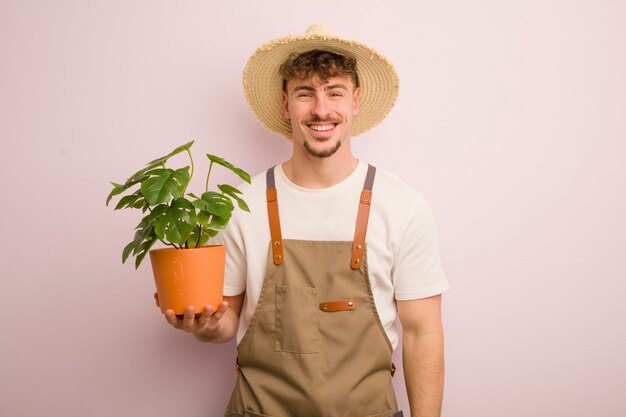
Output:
[1, 1, 625, 416]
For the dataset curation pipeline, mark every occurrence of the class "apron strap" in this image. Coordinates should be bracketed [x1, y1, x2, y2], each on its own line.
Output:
[266, 164, 376, 268]
[266, 167, 284, 265]
[351, 164, 376, 270]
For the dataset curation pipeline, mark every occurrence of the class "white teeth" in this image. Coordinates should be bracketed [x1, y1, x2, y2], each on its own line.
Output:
[309, 124, 335, 131]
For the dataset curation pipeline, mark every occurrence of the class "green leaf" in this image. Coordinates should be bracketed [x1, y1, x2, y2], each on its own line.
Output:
[187, 226, 200, 248]
[106, 176, 145, 206]
[114, 191, 145, 211]
[206, 154, 251, 184]
[133, 220, 155, 250]
[119, 140, 194, 191]
[154, 216, 167, 240]
[218, 184, 250, 212]
[206, 213, 231, 230]
[106, 183, 125, 206]
[192, 191, 233, 232]
[142, 204, 169, 224]
[189, 225, 219, 247]
[143, 140, 194, 169]
[108, 141, 195, 207]
[141, 167, 190, 205]
[122, 240, 136, 263]
[135, 235, 158, 269]
[171, 197, 196, 214]
[153, 198, 197, 244]
[122, 221, 156, 266]
[197, 211, 210, 225]
[165, 220, 194, 244]
[196, 191, 234, 218]
[216, 184, 242, 195]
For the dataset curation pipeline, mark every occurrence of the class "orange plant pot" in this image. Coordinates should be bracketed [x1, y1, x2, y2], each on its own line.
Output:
[149, 245, 225, 315]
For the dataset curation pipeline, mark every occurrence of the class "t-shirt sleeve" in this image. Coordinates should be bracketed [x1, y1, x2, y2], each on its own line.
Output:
[217, 221, 247, 296]
[392, 195, 450, 300]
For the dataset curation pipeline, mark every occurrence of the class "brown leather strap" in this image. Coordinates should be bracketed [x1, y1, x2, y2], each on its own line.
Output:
[266, 167, 284, 265]
[319, 299, 357, 312]
[267, 164, 376, 269]
[351, 164, 376, 270]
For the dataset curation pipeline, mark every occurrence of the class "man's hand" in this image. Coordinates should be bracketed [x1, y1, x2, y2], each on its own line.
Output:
[154, 292, 244, 343]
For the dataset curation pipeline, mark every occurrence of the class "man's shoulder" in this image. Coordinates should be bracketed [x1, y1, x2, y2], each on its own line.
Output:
[371, 165, 425, 207]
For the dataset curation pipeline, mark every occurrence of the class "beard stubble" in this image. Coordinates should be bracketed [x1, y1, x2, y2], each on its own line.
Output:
[303, 137, 342, 158]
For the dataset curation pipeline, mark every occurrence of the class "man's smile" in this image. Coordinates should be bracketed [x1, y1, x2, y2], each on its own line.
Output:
[308, 123, 337, 132]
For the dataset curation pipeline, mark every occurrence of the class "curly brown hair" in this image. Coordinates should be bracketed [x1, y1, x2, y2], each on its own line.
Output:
[279, 49, 359, 92]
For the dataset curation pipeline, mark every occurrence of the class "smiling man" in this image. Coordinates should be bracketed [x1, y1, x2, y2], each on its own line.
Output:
[159, 24, 450, 417]
[280, 50, 359, 160]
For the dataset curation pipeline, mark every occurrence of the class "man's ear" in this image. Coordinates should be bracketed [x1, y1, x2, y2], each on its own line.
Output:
[281, 90, 290, 120]
[352, 87, 361, 116]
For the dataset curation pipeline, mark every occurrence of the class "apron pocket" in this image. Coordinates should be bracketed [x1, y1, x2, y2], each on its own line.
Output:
[275, 286, 319, 353]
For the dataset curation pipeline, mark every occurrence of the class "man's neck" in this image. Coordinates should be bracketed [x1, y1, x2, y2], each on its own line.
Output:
[282, 145, 359, 189]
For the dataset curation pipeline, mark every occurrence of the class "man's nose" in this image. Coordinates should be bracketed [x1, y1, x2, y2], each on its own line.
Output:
[311, 97, 331, 119]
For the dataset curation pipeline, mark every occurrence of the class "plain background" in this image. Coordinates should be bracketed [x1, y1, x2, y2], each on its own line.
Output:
[1, 1, 625, 416]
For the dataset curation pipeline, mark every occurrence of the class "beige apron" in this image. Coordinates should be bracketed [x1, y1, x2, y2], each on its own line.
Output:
[225, 165, 402, 417]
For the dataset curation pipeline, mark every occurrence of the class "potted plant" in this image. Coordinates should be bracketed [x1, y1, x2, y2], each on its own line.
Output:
[106, 140, 250, 315]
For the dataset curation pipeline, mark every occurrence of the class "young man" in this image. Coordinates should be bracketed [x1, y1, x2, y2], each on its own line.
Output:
[160, 25, 450, 417]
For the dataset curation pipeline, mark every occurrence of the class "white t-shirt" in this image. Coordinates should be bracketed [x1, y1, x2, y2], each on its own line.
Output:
[219, 161, 449, 350]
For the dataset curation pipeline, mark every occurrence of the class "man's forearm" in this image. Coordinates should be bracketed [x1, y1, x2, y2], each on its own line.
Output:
[402, 328, 445, 417]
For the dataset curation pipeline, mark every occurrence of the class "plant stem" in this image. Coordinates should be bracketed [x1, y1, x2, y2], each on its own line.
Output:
[182, 148, 194, 196]
[205, 161, 214, 192]
[158, 238, 177, 248]
[195, 225, 202, 248]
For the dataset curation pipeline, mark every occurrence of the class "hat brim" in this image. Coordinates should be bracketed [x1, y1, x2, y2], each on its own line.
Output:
[243, 33, 399, 140]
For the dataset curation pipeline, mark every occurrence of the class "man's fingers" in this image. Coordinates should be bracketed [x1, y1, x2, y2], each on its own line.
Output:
[196, 303, 228, 331]
[164, 302, 228, 334]
[196, 304, 211, 321]
[181, 306, 197, 331]
[211, 302, 229, 321]
[164, 310, 179, 328]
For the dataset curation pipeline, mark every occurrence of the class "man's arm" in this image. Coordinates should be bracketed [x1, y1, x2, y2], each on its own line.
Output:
[157, 292, 245, 343]
[397, 294, 445, 417]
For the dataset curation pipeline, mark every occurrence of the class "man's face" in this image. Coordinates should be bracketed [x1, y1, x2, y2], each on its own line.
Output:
[281, 75, 360, 158]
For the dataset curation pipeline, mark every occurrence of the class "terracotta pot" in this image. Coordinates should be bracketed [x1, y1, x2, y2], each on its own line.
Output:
[149, 245, 225, 315]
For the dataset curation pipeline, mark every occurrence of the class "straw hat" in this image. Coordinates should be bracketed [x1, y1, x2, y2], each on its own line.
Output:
[242, 24, 399, 140]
